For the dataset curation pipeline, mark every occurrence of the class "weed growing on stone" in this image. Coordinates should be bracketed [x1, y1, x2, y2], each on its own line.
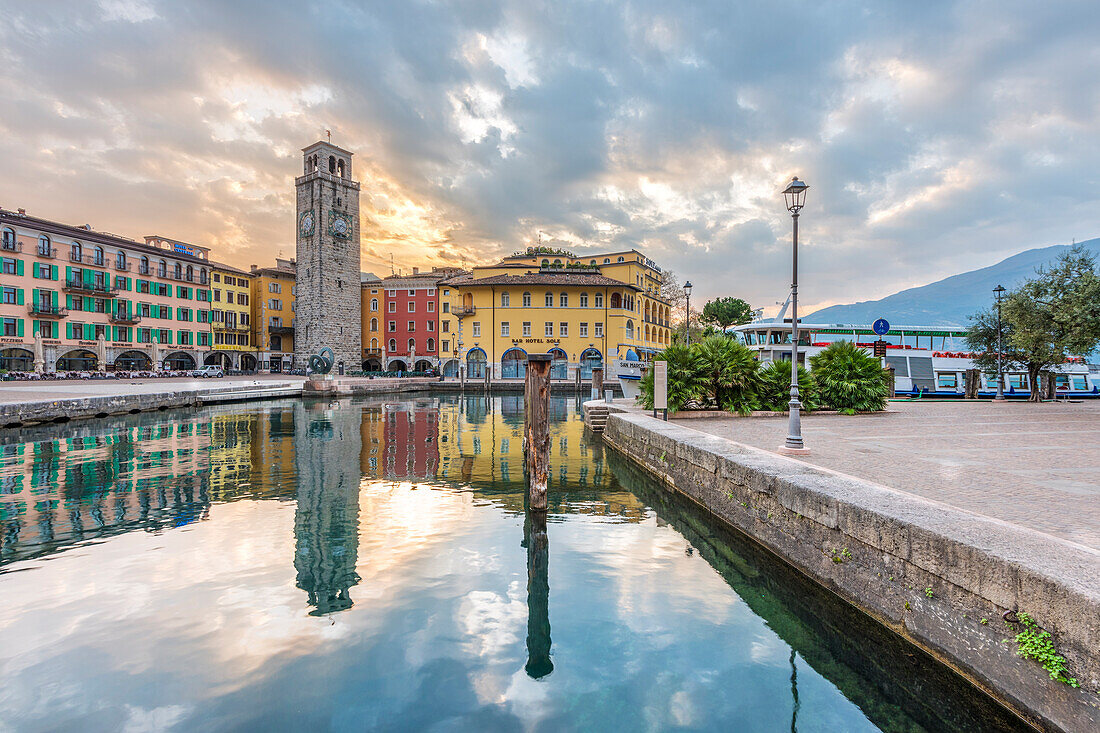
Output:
[981, 618, 989, 625]
[830, 548, 853, 564]
[1006, 612, 1079, 688]
[924, 587, 933, 598]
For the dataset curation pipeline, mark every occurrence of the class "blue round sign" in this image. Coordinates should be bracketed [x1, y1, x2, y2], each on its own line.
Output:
[872, 318, 890, 335]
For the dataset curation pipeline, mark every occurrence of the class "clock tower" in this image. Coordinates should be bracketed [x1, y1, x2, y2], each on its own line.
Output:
[294, 141, 362, 372]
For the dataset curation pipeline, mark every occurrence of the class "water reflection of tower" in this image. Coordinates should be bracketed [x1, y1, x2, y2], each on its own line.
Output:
[292, 400, 363, 616]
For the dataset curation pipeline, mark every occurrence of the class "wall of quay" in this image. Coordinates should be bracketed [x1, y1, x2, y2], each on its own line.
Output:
[602, 411, 1100, 732]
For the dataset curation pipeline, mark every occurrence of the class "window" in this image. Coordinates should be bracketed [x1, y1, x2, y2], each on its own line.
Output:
[2, 318, 18, 336]
[408, 321, 416, 332]
[501, 322, 510, 337]
[442, 340, 449, 353]
[522, 292, 531, 307]
[174, 262, 182, 279]
[426, 338, 434, 352]
[579, 322, 588, 337]
[937, 373, 957, 389]
[442, 302, 449, 313]
[238, 293, 248, 305]
[269, 299, 281, 309]
[408, 301, 415, 312]
[560, 293, 568, 307]
[387, 289, 396, 296]
[545, 292, 553, 307]
[389, 338, 397, 351]
[370, 317, 378, 331]
[0, 258, 15, 275]
[213, 273, 221, 283]
[93, 247, 104, 266]
[388, 301, 396, 312]
[370, 298, 378, 311]
[214, 289, 221, 302]
[580, 292, 588, 307]
[625, 319, 634, 338]
[158, 260, 167, 277]
[427, 301, 435, 312]
[71, 241, 83, 261]
[617, 256, 625, 262]
[595, 293, 604, 308]
[603, 258, 610, 264]
[116, 251, 126, 269]
[473, 322, 481, 337]
[427, 320, 434, 332]
[269, 282, 281, 293]
[501, 292, 510, 307]
[545, 322, 553, 337]
[560, 322, 568, 337]
[38, 235, 51, 256]
[1, 228, 15, 250]
[594, 322, 603, 337]
[523, 322, 531, 336]
[442, 321, 449, 333]
[1, 287, 16, 304]
[389, 321, 396, 332]
[408, 338, 416, 351]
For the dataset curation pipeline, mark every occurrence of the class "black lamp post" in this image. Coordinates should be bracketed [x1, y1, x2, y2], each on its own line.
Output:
[683, 280, 693, 344]
[993, 285, 1006, 401]
[781, 176, 809, 453]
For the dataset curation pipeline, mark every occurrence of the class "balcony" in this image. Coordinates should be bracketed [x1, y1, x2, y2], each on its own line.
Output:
[1, 241, 22, 253]
[114, 261, 133, 272]
[214, 323, 250, 332]
[452, 305, 476, 316]
[269, 325, 294, 335]
[109, 312, 142, 325]
[138, 265, 151, 275]
[364, 347, 383, 356]
[36, 246, 58, 259]
[64, 277, 119, 297]
[28, 304, 67, 318]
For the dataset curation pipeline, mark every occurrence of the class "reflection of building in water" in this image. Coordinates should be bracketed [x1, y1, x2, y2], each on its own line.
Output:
[524, 511, 553, 679]
[382, 399, 440, 481]
[292, 399, 363, 615]
[0, 417, 212, 566]
[359, 405, 385, 477]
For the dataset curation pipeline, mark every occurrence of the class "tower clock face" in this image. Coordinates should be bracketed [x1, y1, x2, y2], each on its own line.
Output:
[298, 210, 315, 237]
[330, 211, 351, 239]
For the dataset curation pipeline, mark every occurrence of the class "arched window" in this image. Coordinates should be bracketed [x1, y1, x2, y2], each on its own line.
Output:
[589, 260, 596, 265]
[389, 338, 397, 352]
[559, 292, 568, 307]
[580, 292, 588, 307]
[158, 260, 167, 277]
[541, 259, 549, 266]
[545, 292, 553, 307]
[522, 292, 531, 307]
[199, 268, 207, 284]
[186, 265, 194, 282]
[595, 292, 603, 308]
[501, 348, 527, 379]
[1, 228, 14, 250]
[426, 338, 435, 352]
[370, 298, 378, 311]
[501, 292, 510, 307]
[140, 256, 149, 274]
[329, 155, 336, 173]
[408, 338, 416, 352]
[579, 348, 602, 379]
[71, 241, 83, 261]
[617, 256, 625, 262]
[610, 292, 622, 309]
[553, 259, 562, 265]
[466, 348, 487, 379]
[174, 262, 182, 279]
[603, 258, 610, 264]
[371, 337, 378, 349]
[626, 319, 634, 338]
[549, 347, 568, 379]
[370, 317, 378, 331]
[337, 159, 345, 177]
[644, 325, 650, 341]
[93, 246, 104, 265]
[38, 235, 51, 256]
[116, 251, 126, 269]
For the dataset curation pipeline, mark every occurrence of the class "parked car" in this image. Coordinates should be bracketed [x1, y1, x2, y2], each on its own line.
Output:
[191, 366, 225, 378]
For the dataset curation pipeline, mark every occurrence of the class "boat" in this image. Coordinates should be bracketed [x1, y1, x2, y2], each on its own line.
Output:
[729, 319, 1099, 399]
[615, 349, 646, 400]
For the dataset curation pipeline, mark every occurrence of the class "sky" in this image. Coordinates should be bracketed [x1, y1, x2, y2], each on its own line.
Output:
[1, 1, 1098, 313]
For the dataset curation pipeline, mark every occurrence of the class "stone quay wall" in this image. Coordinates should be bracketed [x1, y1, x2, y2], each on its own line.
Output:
[602, 410, 1099, 732]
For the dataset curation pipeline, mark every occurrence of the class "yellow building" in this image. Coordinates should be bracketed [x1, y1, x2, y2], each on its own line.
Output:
[249, 257, 296, 372]
[439, 247, 670, 380]
[360, 272, 383, 371]
[210, 262, 254, 371]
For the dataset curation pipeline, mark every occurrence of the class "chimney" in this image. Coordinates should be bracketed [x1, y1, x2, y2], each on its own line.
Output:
[412, 267, 419, 275]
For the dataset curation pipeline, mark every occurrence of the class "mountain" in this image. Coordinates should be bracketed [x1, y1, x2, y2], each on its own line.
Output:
[806, 238, 1100, 327]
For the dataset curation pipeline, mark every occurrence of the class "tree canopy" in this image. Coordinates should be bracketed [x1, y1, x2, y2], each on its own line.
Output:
[700, 297, 754, 331]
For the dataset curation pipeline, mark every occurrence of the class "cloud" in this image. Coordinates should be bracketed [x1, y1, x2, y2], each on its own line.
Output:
[1, 1, 1098, 310]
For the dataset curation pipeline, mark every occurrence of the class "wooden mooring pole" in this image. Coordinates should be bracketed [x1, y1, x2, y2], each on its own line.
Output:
[524, 353, 552, 512]
[591, 366, 603, 402]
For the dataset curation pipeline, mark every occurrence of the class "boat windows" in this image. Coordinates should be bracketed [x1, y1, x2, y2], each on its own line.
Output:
[1054, 375, 1070, 391]
[1008, 374, 1027, 390]
[936, 373, 957, 389]
[1071, 376, 1088, 390]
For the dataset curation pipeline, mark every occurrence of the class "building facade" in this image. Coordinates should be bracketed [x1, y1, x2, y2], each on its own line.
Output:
[0, 210, 214, 373]
[250, 258, 296, 372]
[360, 272, 383, 371]
[381, 269, 447, 372]
[294, 141, 362, 372]
[210, 263, 254, 370]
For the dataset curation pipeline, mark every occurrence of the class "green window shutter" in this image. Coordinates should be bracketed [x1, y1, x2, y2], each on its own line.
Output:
[66, 294, 72, 309]
[84, 296, 92, 311]
[32, 320, 40, 336]
[32, 262, 38, 278]
[51, 264, 58, 280]
[31, 289, 37, 306]
[16, 260, 24, 276]
[17, 319, 23, 337]
[65, 322, 72, 339]
[66, 266, 72, 281]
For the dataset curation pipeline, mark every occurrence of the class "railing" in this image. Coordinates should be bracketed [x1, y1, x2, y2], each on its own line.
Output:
[114, 261, 133, 271]
[64, 277, 119, 296]
[37, 246, 58, 259]
[2, 241, 22, 253]
[364, 348, 383, 356]
[214, 323, 250, 332]
[109, 313, 142, 324]
[452, 305, 476, 316]
[28, 304, 67, 318]
[138, 265, 150, 275]
[269, 325, 294, 335]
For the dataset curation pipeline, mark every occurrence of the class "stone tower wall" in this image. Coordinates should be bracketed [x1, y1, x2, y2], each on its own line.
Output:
[294, 144, 362, 371]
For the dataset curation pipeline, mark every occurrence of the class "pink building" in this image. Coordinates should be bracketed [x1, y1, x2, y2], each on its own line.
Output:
[381, 269, 443, 372]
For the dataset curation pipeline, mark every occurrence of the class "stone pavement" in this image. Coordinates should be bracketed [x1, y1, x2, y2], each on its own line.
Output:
[678, 400, 1100, 550]
[0, 374, 306, 405]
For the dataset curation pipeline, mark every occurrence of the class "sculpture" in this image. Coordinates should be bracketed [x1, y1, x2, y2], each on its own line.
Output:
[308, 347, 335, 375]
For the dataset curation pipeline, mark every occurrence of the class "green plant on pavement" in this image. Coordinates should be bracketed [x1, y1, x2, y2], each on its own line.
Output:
[637, 343, 702, 413]
[757, 360, 817, 412]
[692, 336, 760, 414]
[809, 341, 892, 413]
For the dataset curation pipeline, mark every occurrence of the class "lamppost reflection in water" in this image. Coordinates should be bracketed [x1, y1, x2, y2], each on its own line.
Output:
[523, 508, 552, 679]
[293, 401, 363, 616]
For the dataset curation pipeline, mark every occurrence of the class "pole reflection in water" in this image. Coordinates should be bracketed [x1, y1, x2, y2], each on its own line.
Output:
[292, 400, 363, 615]
[523, 509, 552, 679]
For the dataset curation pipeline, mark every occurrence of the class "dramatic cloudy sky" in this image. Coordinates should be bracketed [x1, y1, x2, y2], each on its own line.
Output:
[1, 1, 1098, 312]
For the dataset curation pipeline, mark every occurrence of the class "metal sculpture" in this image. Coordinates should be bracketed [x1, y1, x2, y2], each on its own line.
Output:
[308, 347, 335, 375]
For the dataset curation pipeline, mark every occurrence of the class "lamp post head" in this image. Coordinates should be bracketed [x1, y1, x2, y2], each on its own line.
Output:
[683, 280, 693, 297]
[782, 177, 809, 214]
[993, 284, 1006, 298]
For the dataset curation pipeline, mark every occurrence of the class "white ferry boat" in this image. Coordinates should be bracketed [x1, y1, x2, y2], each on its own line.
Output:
[730, 319, 1099, 399]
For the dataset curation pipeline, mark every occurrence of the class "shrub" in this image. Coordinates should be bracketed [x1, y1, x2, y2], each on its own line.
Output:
[809, 341, 891, 412]
[693, 336, 760, 414]
[637, 343, 702, 413]
[757, 360, 817, 412]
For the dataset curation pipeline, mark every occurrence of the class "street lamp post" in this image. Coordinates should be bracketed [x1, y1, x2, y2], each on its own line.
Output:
[683, 280, 693, 344]
[781, 177, 809, 453]
[993, 285, 1006, 401]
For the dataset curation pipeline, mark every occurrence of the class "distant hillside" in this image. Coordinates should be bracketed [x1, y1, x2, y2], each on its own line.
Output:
[807, 238, 1100, 327]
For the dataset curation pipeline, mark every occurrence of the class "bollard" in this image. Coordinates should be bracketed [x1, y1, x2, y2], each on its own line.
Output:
[524, 354, 552, 512]
[604, 385, 614, 403]
[591, 367, 603, 402]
